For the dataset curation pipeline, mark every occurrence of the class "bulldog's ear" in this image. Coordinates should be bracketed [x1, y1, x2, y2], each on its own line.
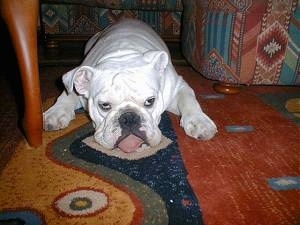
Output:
[143, 50, 169, 72]
[62, 66, 95, 97]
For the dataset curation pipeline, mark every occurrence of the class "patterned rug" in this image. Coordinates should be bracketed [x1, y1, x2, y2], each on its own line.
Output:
[50, 113, 203, 224]
[0, 109, 204, 225]
[0, 67, 299, 225]
[259, 93, 300, 124]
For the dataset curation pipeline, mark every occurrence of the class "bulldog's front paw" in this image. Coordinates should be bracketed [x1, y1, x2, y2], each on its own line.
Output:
[43, 106, 75, 131]
[180, 113, 217, 140]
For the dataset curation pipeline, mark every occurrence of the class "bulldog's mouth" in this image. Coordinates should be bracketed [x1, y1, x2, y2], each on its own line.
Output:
[117, 134, 146, 153]
[116, 111, 148, 153]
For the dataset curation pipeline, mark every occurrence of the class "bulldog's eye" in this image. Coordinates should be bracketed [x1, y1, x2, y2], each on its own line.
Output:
[99, 102, 111, 111]
[144, 97, 155, 107]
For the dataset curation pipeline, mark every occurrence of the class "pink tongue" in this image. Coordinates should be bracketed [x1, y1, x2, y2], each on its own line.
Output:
[117, 134, 144, 153]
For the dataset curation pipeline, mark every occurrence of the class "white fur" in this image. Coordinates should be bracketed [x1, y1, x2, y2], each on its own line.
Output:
[44, 19, 217, 149]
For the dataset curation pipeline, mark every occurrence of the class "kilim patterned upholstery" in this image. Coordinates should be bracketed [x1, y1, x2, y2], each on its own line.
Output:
[182, 0, 300, 85]
[41, 0, 183, 41]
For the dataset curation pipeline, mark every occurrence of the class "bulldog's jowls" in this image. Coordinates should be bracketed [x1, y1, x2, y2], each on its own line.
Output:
[44, 19, 217, 153]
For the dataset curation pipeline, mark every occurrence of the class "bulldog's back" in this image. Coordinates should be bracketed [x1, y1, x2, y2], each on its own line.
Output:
[82, 19, 171, 66]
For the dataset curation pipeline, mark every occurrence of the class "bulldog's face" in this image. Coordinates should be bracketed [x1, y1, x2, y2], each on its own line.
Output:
[63, 50, 169, 153]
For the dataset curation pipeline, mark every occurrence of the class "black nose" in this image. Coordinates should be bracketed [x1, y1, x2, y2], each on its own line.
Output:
[118, 112, 141, 130]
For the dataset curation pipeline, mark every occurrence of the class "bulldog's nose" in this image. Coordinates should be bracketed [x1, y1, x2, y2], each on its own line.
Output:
[118, 112, 141, 130]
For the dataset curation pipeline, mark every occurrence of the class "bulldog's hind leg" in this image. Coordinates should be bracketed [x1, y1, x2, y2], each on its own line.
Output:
[174, 84, 217, 140]
[43, 91, 82, 131]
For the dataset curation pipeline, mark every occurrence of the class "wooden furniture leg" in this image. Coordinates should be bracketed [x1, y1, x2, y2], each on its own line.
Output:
[213, 82, 243, 95]
[1, 0, 42, 147]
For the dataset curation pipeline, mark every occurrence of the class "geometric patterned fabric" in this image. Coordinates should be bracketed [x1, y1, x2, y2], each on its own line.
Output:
[182, 0, 300, 85]
[41, 0, 183, 41]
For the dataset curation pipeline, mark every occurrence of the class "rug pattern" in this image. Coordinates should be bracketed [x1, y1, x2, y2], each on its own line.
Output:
[0, 66, 299, 225]
[0, 113, 142, 225]
[0, 112, 204, 225]
[259, 93, 300, 124]
[50, 113, 204, 225]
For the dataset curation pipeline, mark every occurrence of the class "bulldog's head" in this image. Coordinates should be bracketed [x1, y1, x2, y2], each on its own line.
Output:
[62, 50, 169, 153]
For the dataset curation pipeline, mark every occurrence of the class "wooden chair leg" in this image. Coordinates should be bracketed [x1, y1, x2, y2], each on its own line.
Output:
[1, 0, 42, 147]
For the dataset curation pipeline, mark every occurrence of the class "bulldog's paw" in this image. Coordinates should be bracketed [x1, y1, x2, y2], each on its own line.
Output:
[180, 113, 217, 140]
[43, 106, 75, 131]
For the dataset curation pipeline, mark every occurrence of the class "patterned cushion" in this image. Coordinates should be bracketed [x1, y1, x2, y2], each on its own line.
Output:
[182, 0, 300, 85]
[42, 0, 183, 11]
[41, 1, 182, 40]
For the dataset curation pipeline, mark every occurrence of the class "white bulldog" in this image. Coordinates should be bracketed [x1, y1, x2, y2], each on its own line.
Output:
[44, 19, 217, 153]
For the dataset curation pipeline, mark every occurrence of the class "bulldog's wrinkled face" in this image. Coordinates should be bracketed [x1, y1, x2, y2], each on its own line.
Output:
[68, 51, 169, 153]
[89, 68, 164, 153]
